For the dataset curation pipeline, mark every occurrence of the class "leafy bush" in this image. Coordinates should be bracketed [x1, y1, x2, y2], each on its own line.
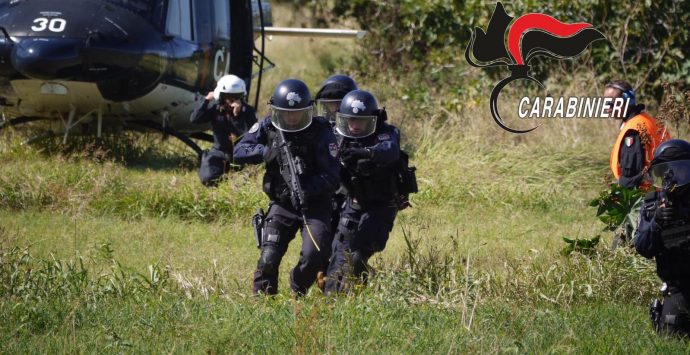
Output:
[589, 184, 644, 231]
[326, 0, 689, 100]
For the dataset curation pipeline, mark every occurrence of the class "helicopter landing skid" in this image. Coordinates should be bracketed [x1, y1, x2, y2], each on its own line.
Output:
[126, 120, 203, 158]
[0, 116, 49, 131]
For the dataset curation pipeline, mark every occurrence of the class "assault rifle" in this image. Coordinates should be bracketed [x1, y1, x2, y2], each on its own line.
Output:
[274, 128, 320, 251]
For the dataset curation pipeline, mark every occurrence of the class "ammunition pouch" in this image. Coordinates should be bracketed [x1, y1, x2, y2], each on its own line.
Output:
[348, 171, 398, 207]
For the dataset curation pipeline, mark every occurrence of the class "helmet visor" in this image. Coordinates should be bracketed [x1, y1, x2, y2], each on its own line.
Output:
[335, 113, 377, 138]
[270, 105, 313, 132]
[650, 160, 690, 189]
[315, 99, 341, 123]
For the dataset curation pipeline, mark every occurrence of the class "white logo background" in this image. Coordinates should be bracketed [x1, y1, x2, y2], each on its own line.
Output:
[287, 92, 302, 107]
[351, 100, 366, 114]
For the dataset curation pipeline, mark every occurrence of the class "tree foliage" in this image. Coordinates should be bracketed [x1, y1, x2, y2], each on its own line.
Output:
[295, 0, 690, 99]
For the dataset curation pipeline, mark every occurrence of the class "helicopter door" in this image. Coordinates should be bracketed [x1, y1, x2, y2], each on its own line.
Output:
[192, 0, 217, 91]
[166, 0, 198, 87]
[229, 0, 253, 96]
[207, 0, 231, 89]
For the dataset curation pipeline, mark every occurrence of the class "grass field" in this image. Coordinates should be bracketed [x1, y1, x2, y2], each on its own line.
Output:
[2, 5, 690, 354]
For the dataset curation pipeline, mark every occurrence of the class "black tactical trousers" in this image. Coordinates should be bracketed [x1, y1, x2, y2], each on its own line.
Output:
[253, 200, 332, 295]
[198, 148, 231, 186]
[324, 198, 397, 294]
[658, 284, 690, 336]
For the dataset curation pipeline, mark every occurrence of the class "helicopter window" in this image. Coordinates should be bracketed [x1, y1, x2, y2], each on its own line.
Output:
[104, 0, 164, 26]
[193, 0, 212, 44]
[166, 0, 193, 41]
[213, 0, 230, 40]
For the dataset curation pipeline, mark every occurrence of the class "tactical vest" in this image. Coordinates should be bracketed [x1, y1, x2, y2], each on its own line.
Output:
[340, 137, 399, 206]
[610, 112, 670, 181]
[262, 121, 322, 202]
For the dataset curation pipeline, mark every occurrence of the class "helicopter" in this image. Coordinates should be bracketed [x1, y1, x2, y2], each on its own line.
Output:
[0, 0, 364, 156]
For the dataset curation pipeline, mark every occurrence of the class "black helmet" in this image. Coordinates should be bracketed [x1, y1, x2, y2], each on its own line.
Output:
[315, 75, 358, 123]
[269, 79, 313, 132]
[335, 90, 378, 138]
[323, 75, 357, 92]
[649, 139, 690, 189]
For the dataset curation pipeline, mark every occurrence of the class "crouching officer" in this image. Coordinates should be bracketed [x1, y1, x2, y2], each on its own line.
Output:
[233, 79, 340, 296]
[324, 90, 403, 294]
[635, 139, 690, 336]
[191, 74, 257, 186]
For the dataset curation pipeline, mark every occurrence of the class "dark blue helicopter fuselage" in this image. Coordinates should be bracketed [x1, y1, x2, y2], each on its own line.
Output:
[0, 0, 256, 135]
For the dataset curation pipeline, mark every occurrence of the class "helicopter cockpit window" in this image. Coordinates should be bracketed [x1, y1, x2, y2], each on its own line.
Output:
[213, 0, 230, 40]
[104, 0, 164, 27]
[193, 0, 212, 44]
[166, 0, 193, 41]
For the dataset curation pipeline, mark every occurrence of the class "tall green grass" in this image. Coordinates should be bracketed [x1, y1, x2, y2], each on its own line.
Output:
[0, 228, 676, 353]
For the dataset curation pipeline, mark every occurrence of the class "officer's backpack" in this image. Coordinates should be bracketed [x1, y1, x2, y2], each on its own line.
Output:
[396, 150, 418, 210]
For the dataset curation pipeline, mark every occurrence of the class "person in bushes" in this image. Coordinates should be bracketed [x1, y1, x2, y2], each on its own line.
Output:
[606, 80, 669, 189]
[605, 80, 670, 248]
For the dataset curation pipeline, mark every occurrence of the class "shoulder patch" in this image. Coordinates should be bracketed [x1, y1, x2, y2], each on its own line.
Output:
[377, 133, 391, 141]
[329, 143, 338, 158]
[248, 122, 260, 134]
[625, 136, 634, 147]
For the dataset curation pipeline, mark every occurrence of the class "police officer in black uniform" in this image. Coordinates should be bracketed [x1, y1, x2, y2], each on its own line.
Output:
[636, 139, 690, 335]
[324, 90, 402, 294]
[233, 79, 340, 296]
[313, 74, 359, 288]
[314, 74, 358, 125]
[191, 74, 257, 186]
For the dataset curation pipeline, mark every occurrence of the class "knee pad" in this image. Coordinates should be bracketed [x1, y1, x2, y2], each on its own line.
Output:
[258, 246, 281, 276]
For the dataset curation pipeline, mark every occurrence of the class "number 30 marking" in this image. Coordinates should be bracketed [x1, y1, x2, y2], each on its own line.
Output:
[31, 18, 67, 32]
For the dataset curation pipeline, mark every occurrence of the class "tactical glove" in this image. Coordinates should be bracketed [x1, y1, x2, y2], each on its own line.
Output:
[655, 206, 679, 226]
[340, 147, 371, 164]
[263, 145, 278, 163]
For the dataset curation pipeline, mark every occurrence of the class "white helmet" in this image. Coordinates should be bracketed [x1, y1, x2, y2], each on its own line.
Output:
[213, 75, 246, 100]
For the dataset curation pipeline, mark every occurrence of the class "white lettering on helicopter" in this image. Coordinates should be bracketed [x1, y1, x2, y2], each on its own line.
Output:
[31, 17, 67, 33]
[39, 12, 63, 17]
[213, 47, 231, 82]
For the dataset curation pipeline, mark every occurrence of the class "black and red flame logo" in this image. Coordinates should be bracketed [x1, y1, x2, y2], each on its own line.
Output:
[466, 2, 605, 133]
